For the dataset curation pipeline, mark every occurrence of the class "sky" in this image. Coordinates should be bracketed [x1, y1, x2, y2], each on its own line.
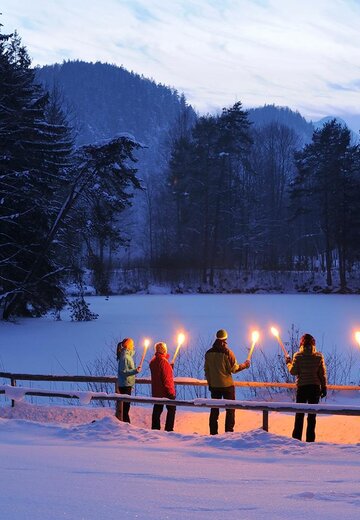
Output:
[1, 0, 360, 130]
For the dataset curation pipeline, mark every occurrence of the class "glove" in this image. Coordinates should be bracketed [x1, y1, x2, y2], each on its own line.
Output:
[320, 387, 327, 398]
[168, 394, 176, 400]
[285, 356, 292, 364]
[244, 360, 250, 369]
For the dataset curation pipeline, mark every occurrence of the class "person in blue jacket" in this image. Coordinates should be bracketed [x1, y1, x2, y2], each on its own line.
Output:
[116, 338, 141, 422]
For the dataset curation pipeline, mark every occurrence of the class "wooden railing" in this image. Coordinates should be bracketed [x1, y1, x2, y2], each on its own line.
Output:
[1, 371, 360, 432]
[2, 370, 360, 390]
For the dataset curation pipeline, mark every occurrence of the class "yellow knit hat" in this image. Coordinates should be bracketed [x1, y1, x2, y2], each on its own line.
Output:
[216, 329, 228, 340]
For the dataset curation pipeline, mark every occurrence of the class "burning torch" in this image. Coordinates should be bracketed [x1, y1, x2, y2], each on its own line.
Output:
[171, 332, 186, 364]
[247, 330, 260, 361]
[139, 338, 150, 370]
[270, 327, 289, 358]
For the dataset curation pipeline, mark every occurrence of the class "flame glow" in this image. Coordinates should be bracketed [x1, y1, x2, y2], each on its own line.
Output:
[172, 332, 186, 364]
[270, 326, 289, 358]
[252, 330, 260, 343]
[177, 333, 185, 346]
[270, 327, 279, 337]
[355, 331, 360, 347]
[139, 338, 151, 368]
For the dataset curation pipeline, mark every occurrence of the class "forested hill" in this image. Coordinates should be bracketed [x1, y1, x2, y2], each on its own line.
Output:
[36, 61, 316, 165]
[36, 60, 196, 172]
[248, 104, 314, 143]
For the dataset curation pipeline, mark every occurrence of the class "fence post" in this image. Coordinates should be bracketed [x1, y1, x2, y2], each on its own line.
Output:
[10, 377, 16, 408]
[262, 410, 269, 432]
[114, 382, 123, 421]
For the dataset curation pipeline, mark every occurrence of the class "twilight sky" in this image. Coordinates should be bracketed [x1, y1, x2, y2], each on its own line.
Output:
[2, 0, 360, 130]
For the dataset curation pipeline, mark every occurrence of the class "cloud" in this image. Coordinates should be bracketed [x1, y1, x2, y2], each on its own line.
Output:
[119, 0, 159, 22]
[1, 0, 360, 123]
[328, 80, 360, 92]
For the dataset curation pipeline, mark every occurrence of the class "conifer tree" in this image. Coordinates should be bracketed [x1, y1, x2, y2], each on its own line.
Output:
[0, 29, 73, 317]
[292, 120, 360, 289]
[0, 27, 142, 318]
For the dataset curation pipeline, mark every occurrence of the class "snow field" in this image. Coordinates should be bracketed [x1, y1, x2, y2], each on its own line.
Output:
[1, 404, 360, 520]
[1, 294, 360, 519]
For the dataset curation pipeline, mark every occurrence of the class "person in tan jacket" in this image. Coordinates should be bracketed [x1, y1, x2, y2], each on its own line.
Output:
[286, 333, 327, 442]
[204, 329, 250, 435]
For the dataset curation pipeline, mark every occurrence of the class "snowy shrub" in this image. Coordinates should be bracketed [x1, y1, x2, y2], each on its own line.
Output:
[68, 296, 98, 322]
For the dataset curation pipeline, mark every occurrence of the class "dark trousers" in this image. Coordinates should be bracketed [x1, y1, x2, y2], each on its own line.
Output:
[209, 386, 236, 435]
[292, 384, 320, 442]
[116, 386, 132, 423]
[152, 403, 176, 432]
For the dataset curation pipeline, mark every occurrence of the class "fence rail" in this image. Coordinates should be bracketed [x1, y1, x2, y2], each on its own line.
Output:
[1, 371, 360, 390]
[1, 371, 360, 433]
[1, 383, 360, 433]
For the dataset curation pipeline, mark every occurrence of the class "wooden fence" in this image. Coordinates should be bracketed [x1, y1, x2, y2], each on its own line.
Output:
[1, 371, 360, 432]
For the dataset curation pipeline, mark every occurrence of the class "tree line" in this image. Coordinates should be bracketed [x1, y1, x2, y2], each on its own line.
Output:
[1, 24, 360, 321]
[143, 103, 360, 290]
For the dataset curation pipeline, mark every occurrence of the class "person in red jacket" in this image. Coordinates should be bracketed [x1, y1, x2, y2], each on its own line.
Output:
[149, 342, 176, 431]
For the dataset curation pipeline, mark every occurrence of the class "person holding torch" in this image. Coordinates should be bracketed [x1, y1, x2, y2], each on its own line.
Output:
[285, 333, 327, 442]
[116, 338, 141, 423]
[149, 342, 176, 432]
[204, 329, 250, 435]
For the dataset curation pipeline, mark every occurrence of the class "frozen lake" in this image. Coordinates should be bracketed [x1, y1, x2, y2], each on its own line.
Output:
[1, 294, 359, 374]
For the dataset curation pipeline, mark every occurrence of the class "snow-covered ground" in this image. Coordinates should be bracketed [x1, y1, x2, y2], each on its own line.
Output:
[1, 294, 360, 519]
[1, 403, 360, 519]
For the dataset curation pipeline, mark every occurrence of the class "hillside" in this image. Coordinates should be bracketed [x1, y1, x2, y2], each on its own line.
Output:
[36, 60, 196, 173]
[248, 104, 314, 144]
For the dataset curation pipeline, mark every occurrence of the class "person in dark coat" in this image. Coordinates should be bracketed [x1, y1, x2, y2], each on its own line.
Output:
[149, 342, 176, 431]
[116, 338, 141, 423]
[204, 329, 250, 435]
[286, 333, 327, 442]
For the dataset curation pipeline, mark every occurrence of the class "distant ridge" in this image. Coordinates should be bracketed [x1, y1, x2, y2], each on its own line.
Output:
[36, 60, 196, 172]
[248, 104, 314, 144]
[313, 116, 359, 143]
[313, 116, 349, 129]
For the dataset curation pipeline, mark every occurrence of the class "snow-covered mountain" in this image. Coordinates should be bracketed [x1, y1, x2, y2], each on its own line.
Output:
[313, 116, 348, 129]
[313, 116, 359, 143]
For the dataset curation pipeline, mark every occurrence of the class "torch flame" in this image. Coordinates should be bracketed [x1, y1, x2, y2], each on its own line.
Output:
[172, 332, 186, 364]
[270, 326, 289, 358]
[139, 338, 151, 369]
[252, 330, 260, 343]
[355, 331, 360, 347]
[177, 333, 185, 346]
[247, 330, 260, 361]
[270, 327, 279, 338]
